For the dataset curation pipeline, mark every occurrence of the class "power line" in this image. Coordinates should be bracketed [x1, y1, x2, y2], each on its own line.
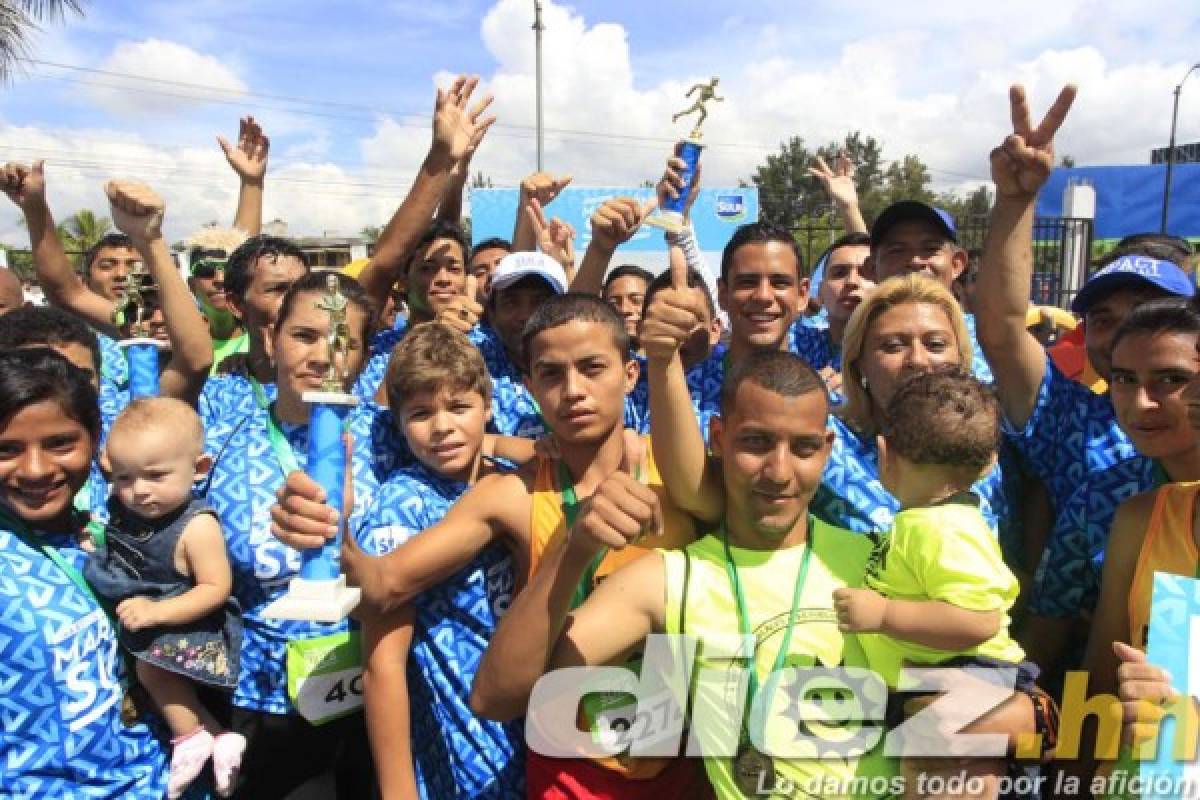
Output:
[21, 58, 777, 152]
[14, 58, 991, 183]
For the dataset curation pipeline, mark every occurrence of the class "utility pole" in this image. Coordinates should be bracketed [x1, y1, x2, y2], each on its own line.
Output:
[533, 1, 545, 172]
[1161, 63, 1200, 233]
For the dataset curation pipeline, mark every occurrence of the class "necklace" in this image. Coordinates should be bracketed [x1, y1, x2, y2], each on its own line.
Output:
[722, 521, 814, 795]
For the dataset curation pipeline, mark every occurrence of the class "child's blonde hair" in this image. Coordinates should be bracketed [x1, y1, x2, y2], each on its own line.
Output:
[108, 397, 204, 457]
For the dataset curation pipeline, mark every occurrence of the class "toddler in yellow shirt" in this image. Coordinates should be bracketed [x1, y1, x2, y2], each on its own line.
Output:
[834, 369, 1030, 800]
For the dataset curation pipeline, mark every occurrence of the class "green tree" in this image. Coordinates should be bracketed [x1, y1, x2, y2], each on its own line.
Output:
[0, 243, 33, 279]
[813, 131, 887, 220]
[1, 1, 85, 83]
[56, 208, 111, 261]
[748, 135, 814, 231]
[880, 155, 934, 207]
[359, 225, 381, 244]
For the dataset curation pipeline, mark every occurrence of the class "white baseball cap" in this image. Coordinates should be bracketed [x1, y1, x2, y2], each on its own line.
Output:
[490, 251, 569, 295]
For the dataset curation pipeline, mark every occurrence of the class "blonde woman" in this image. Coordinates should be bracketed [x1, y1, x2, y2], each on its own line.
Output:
[818, 273, 1014, 542]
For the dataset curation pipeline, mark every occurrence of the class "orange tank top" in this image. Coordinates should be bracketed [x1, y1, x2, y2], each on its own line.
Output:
[527, 439, 697, 584]
[1129, 482, 1200, 650]
[527, 437, 698, 780]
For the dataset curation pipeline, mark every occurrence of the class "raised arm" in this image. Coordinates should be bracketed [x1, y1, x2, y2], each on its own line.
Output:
[511, 172, 571, 253]
[525, 200, 577, 282]
[219, 116, 270, 236]
[359, 75, 496, 312]
[642, 245, 723, 521]
[570, 197, 653, 295]
[2, 161, 117, 332]
[106, 181, 214, 402]
[808, 152, 867, 235]
[436, 108, 490, 224]
[976, 84, 1077, 427]
[470, 467, 664, 722]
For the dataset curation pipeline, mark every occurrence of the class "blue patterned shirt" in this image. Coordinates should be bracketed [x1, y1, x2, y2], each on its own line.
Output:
[0, 525, 168, 798]
[203, 400, 407, 713]
[628, 345, 727, 443]
[814, 415, 1015, 553]
[1013, 358, 1158, 619]
[474, 326, 550, 438]
[98, 331, 128, 390]
[357, 462, 524, 799]
[198, 374, 274, 433]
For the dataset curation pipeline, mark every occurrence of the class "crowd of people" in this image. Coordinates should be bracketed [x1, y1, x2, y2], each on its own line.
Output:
[0, 72, 1197, 800]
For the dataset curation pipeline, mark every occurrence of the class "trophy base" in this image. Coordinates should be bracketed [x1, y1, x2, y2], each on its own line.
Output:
[642, 210, 687, 234]
[262, 576, 362, 622]
[302, 390, 359, 406]
[118, 337, 168, 349]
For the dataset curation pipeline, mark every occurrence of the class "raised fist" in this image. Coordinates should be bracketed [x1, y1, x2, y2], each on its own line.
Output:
[106, 180, 165, 244]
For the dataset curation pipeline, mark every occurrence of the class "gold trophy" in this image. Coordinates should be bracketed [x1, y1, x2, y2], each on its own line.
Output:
[646, 77, 723, 233]
[113, 260, 165, 398]
[263, 272, 361, 622]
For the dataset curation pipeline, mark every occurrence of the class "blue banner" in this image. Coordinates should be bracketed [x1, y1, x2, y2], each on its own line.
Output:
[469, 186, 759, 258]
[1036, 164, 1200, 240]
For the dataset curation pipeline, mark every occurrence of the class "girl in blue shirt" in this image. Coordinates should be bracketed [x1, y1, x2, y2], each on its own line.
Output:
[0, 348, 168, 799]
[204, 271, 406, 799]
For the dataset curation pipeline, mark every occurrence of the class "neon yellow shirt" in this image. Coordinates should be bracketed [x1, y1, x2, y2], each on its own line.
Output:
[210, 331, 249, 376]
[860, 498, 1024, 686]
[661, 522, 900, 800]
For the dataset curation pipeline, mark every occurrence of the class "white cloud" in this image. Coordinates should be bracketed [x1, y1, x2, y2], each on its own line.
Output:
[6, 1, 1200, 250]
[85, 39, 248, 116]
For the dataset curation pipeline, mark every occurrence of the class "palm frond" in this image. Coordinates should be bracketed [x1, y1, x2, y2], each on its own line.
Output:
[15, 1, 83, 22]
[0, 1, 84, 83]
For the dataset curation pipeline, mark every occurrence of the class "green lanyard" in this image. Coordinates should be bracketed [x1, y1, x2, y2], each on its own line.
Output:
[0, 505, 105, 610]
[722, 520, 814, 738]
[253, 380, 301, 477]
[559, 462, 607, 609]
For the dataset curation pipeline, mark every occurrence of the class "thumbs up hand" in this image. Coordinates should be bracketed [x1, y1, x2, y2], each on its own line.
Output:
[435, 273, 483, 335]
[565, 446, 663, 560]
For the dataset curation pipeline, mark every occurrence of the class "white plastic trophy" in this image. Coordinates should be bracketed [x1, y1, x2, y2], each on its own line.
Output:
[263, 274, 361, 621]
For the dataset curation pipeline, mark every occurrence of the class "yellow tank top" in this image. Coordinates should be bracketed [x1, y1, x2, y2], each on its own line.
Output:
[661, 525, 899, 800]
[528, 438, 698, 780]
[1129, 482, 1200, 650]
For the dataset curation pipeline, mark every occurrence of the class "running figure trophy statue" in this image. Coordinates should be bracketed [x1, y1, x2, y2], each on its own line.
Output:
[647, 77, 723, 233]
[113, 260, 164, 398]
[264, 273, 362, 622]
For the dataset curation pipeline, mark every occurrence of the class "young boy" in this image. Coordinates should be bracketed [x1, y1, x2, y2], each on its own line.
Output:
[273, 294, 707, 798]
[356, 321, 524, 799]
[833, 370, 1028, 799]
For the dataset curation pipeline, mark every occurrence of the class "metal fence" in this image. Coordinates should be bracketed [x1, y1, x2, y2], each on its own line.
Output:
[792, 215, 1095, 310]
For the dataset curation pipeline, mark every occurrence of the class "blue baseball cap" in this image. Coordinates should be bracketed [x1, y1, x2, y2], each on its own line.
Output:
[871, 201, 958, 246]
[1070, 255, 1194, 314]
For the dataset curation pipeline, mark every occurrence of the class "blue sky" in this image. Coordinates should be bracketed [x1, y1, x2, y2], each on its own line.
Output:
[2, 0, 1198, 240]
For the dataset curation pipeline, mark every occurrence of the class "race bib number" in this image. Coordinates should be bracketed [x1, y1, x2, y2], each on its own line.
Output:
[589, 689, 685, 754]
[286, 632, 363, 725]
